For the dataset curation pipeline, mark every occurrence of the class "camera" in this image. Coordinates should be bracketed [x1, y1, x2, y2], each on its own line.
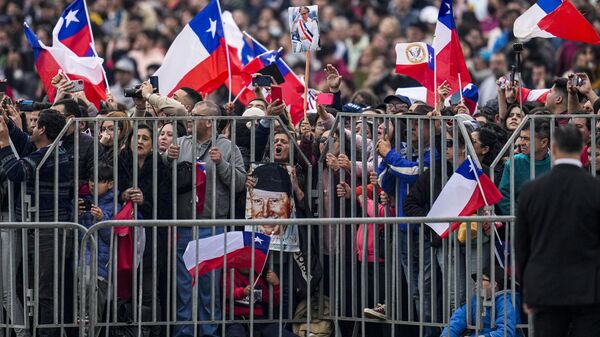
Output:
[18, 100, 34, 112]
[575, 75, 584, 87]
[123, 85, 142, 98]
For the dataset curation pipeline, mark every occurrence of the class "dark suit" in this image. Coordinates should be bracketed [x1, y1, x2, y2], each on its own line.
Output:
[516, 163, 600, 337]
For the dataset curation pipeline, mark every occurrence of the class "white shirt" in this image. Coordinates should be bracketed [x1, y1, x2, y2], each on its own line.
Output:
[554, 158, 582, 167]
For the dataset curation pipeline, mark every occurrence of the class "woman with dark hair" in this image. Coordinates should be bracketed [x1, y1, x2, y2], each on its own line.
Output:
[471, 124, 506, 183]
[501, 104, 528, 133]
[117, 124, 172, 337]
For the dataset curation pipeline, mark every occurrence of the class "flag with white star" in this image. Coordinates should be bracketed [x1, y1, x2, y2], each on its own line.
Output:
[52, 0, 96, 57]
[154, 0, 229, 96]
[184, 231, 271, 280]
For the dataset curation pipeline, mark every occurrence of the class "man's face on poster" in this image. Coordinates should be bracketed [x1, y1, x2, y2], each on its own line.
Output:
[250, 188, 291, 220]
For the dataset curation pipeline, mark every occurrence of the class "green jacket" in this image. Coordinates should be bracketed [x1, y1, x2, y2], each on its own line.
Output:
[498, 152, 551, 215]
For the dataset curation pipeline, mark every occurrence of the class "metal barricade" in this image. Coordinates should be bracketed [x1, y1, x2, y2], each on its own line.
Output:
[11, 111, 596, 336]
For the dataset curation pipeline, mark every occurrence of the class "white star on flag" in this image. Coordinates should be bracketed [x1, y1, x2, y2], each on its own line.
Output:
[206, 18, 217, 38]
[64, 9, 80, 28]
[266, 54, 277, 64]
[254, 236, 264, 245]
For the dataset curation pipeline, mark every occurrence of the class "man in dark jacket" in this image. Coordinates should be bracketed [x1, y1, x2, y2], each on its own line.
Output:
[0, 109, 73, 337]
[516, 124, 600, 336]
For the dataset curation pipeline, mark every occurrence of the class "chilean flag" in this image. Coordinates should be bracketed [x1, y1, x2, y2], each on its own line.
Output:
[514, 0, 600, 44]
[462, 83, 479, 115]
[24, 23, 106, 108]
[425, 157, 502, 238]
[433, 0, 472, 93]
[240, 49, 283, 85]
[222, 10, 257, 105]
[184, 231, 271, 278]
[52, 0, 96, 57]
[154, 0, 229, 96]
[240, 36, 306, 125]
[520, 87, 549, 104]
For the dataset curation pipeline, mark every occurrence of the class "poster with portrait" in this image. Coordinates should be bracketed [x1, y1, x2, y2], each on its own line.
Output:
[289, 5, 320, 53]
[245, 163, 300, 252]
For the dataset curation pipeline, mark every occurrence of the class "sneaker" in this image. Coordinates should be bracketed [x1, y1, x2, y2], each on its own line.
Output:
[364, 303, 386, 319]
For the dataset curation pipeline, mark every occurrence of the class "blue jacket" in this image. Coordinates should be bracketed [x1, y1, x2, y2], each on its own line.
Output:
[79, 190, 118, 280]
[440, 290, 522, 337]
[377, 143, 437, 230]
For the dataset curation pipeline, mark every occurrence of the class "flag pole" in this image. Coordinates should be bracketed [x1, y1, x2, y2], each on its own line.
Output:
[216, 0, 232, 102]
[303, 51, 310, 122]
[458, 73, 463, 101]
[433, 37, 438, 110]
[466, 155, 489, 206]
[82, 0, 110, 91]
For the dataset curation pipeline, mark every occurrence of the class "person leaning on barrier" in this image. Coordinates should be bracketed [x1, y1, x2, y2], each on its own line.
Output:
[165, 100, 246, 337]
[440, 266, 520, 337]
[117, 123, 172, 337]
[0, 109, 72, 337]
[497, 121, 551, 215]
[516, 124, 600, 337]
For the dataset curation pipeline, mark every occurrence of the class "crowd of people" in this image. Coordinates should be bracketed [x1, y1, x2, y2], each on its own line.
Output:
[1, 0, 600, 337]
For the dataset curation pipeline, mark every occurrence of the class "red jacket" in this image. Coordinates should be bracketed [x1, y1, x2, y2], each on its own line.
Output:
[223, 269, 280, 317]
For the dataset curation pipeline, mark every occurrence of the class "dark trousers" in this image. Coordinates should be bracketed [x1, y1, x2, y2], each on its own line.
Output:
[533, 304, 600, 337]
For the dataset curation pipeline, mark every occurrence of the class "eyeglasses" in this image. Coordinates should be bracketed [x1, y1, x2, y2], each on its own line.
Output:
[101, 127, 115, 134]
[388, 103, 408, 110]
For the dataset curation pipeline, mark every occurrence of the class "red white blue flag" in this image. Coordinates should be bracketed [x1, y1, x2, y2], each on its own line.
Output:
[395, 42, 435, 105]
[514, 0, 600, 44]
[426, 156, 502, 238]
[24, 23, 106, 108]
[52, 0, 97, 57]
[433, 0, 472, 93]
[154, 0, 229, 96]
[184, 231, 271, 278]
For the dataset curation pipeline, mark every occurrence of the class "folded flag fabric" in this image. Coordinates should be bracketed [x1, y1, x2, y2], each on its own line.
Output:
[426, 156, 502, 238]
[24, 23, 106, 108]
[154, 0, 229, 96]
[514, 0, 600, 44]
[184, 231, 271, 279]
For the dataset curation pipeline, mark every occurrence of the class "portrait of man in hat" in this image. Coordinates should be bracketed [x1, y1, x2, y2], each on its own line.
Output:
[245, 163, 299, 252]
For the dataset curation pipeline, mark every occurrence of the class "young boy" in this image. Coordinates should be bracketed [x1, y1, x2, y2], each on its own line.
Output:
[78, 163, 117, 324]
[224, 268, 297, 337]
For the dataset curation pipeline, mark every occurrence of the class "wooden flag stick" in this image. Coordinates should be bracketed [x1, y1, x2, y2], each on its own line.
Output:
[303, 51, 310, 122]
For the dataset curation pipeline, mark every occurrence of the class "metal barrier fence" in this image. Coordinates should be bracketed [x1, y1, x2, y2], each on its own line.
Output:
[1, 112, 597, 336]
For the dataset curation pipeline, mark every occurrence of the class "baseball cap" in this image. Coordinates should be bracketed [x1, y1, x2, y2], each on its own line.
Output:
[383, 94, 412, 106]
[114, 58, 135, 73]
[242, 107, 265, 129]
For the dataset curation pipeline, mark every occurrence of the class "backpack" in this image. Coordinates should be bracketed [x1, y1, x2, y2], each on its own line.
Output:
[292, 296, 333, 337]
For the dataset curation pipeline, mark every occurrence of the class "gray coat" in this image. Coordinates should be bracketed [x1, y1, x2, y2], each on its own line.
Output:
[164, 134, 246, 222]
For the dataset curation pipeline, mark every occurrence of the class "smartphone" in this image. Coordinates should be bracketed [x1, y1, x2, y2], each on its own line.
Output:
[316, 93, 334, 105]
[149, 76, 159, 93]
[18, 100, 34, 112]
[0, 80, 6, 94]
[69, 80, 84, 93]
[271, 85, 283, 103]
[252, 76, 271, 87]
[79, 199, 92, 212]
[575, 75, 583, 87]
